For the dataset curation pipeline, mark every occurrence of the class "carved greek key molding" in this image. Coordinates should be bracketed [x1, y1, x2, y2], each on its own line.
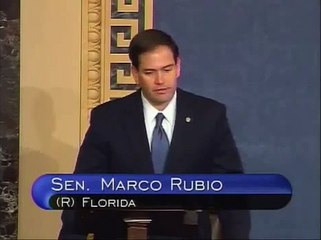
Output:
[81, 0, 153, 140]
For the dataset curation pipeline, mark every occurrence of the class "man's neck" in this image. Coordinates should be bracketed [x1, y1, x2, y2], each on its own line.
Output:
[141, 91, 177, 112]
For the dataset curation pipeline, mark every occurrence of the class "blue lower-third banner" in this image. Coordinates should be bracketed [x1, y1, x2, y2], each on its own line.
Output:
[31, 174, 292, 210]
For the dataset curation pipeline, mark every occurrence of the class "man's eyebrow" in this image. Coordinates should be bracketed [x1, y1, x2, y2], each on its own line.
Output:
[162, 64, 175, 69]
[143, 64, 175, 71]
[142, 68, 156, 71]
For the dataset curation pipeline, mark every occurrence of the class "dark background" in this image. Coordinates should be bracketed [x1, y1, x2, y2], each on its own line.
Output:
[154, 0, 320, 239]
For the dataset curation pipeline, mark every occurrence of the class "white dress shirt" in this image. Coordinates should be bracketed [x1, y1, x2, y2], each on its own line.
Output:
[141, 91, 177, 150]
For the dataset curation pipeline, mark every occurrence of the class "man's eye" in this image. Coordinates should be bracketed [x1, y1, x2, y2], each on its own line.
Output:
[163, 68, 172, 72]
[144, 71, 153, 75]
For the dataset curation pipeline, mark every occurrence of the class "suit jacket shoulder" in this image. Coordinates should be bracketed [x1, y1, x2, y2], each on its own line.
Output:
[178, 88, 224, 106]
[90, 91, 141, 122]
[176, 88, 228, 127]
[92, 88, 226, 120]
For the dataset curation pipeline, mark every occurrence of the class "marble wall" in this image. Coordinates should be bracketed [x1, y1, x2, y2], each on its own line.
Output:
[0, 0, 20, 239]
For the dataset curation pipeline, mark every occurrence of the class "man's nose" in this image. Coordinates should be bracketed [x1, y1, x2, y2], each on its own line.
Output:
[154, 71, 164, 84]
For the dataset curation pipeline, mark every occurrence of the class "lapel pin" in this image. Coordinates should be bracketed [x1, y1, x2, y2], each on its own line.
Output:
[185, 117, 191, 123]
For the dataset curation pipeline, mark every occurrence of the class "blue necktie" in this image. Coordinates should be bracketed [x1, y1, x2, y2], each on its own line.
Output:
[151, 113, 169, 173]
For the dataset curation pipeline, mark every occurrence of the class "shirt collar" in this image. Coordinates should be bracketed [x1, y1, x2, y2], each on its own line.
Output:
[141, 91, 177, 125]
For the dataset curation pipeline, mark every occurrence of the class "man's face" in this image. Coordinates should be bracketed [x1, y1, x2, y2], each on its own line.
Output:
[132, 45, 180, 110]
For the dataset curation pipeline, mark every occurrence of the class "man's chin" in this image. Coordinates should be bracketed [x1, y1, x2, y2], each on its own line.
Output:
[155, 94, 173, 103]
[149, 97, 172, 109]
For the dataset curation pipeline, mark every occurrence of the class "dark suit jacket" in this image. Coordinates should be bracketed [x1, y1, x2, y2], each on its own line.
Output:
[59, 88, 250, 239]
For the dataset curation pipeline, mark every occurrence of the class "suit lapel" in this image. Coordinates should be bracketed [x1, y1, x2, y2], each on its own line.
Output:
[121, 89, 196, 173]
[122, 91, 154, 173]
[164, 89, 195, 173]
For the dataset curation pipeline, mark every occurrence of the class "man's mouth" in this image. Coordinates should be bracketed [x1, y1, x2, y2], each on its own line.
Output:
[154, 88, 169, 94]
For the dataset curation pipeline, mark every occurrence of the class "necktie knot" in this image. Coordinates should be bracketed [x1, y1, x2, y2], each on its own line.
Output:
[155, 113, 165, 128]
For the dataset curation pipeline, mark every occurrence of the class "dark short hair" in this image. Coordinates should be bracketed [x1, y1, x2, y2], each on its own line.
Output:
[129, 29, 179, 69]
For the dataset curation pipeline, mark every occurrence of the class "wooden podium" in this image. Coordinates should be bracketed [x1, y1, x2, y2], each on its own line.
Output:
[121, 209, 197, 240]
[123, 217, 152, 240]
[86, 210, 221, 240]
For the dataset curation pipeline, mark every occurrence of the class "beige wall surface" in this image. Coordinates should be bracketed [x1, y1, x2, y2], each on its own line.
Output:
[19, 0, 81, 238]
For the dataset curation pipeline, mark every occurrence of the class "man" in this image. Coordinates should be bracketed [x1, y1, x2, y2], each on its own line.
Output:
[59, 29, 250, 239]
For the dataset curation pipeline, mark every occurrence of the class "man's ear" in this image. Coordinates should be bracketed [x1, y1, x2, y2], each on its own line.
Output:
[176, 57, 181, 78]
[131, 65, 139, 85]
